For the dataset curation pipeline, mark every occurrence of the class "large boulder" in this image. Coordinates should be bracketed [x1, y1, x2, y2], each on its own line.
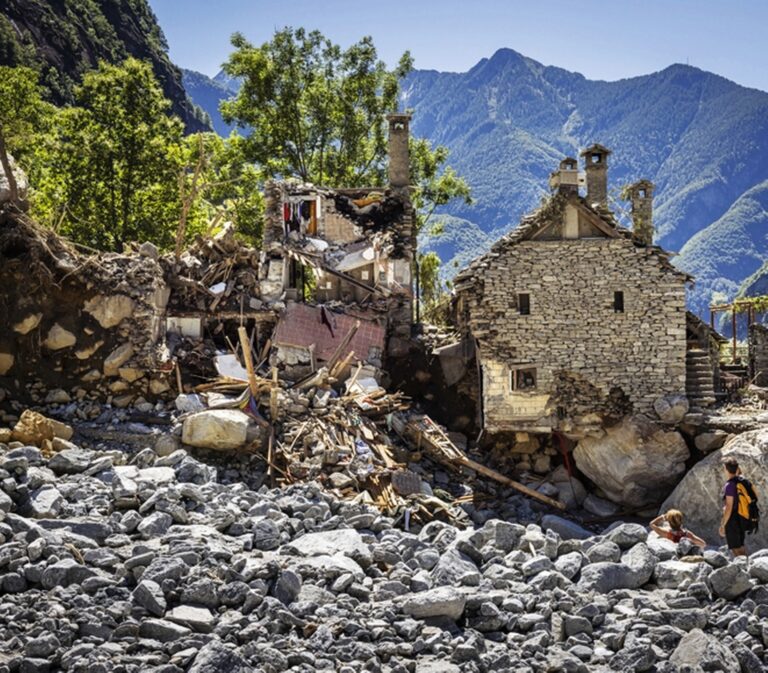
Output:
[285, 528, 373, 568]
[670, 629, 740, 671]
[400, 586, 466, 620]
[181, 410, 249, 450]
[661, 429, 768, 550]
[653, 394, 689, 425]
[573, 415, 689, 507]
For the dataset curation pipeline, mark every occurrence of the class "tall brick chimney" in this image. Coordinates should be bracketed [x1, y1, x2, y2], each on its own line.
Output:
[387, 112, 411, 191]
[580, 143, 611, 206]
[627, 179, 655, 246]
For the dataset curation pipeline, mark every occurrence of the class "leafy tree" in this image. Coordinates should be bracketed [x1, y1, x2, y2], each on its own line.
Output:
[0, 66, 48, 205]
[410, 137, 472, 237]
[221, 27, 412, 187]
[221, 28, 472, 323]
[174, 131, 264, 257]
[34, 58, 186, 250]
[410, 137, 472, 320]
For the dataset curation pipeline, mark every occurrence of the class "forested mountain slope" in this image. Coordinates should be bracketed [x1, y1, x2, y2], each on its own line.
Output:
[0, 0, 209, 132]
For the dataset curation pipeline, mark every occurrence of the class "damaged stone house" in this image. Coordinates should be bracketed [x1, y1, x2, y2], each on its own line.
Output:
[260, 113, 416, 381]
[0, 114, 416, 407]
[450, 145, 720, 441]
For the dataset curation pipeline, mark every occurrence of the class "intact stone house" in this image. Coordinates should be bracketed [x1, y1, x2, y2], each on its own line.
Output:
[453, 145, 693, 437]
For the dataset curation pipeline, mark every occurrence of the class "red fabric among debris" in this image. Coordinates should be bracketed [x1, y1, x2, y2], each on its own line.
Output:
[273, 303, 385, 362]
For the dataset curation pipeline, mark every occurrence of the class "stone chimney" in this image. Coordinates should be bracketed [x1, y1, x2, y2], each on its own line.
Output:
[627, 179, 655, 246]
[549, 157, 580, 197]
[387, 112, 411, 191]
[580, 143, 611, 206]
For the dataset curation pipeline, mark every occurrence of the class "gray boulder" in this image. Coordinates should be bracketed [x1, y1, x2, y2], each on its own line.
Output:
[654, 560, 703, 589]
[661, 428, 768, 550]
[166, 605, 216, 632]
[431, 548, 481, 586]
[670, 628, 740, 671]
[28, 486, 64, 519]
[606, 522, 648, 549]
[554, 551, 583, 580]
[654, 394, 689, 425]
[574, 415, 689, 507]
[41, 559, 98, 589]
[286, 528, 372, 567]
[750, 557, 768, 582]
[577, 543, 655, 593]
[709, 563, 753, 599]
[48, 449, 92, 475]
[541, 514, 591, 540]
[133, 580, 166, 617]
[400, 586, 466, 620]
[188, 640, 250, 673]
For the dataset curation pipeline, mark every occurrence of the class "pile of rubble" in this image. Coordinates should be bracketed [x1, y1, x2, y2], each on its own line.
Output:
[1, 419, 768, 673]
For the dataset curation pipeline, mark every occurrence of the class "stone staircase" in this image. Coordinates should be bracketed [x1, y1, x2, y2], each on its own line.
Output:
[686, 348, 717, 409]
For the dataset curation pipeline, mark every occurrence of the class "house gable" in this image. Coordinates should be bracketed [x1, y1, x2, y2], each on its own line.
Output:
[530, 202, 619, 241]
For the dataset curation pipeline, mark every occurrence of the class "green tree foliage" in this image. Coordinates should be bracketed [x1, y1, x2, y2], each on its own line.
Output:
[221, 27, 472, 323]
[221, 27, 413, 187]
[175, 132, 264, 256]
[33, 58, 185, 250]
[409, 138, 472, 237]
[0, 65, 49, 204]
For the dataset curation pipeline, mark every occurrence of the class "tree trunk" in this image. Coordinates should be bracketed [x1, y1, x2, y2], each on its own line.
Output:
[0, 130, 20, 205]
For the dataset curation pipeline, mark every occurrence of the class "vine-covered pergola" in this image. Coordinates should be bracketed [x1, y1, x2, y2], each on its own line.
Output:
[710, 295, 768, 363]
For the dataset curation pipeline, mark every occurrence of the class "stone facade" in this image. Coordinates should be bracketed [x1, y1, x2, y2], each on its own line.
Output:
[454, 151, 689, 436]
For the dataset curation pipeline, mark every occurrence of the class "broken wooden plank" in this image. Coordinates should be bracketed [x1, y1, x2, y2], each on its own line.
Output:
[393, 413, 566, 511]
[237, 325, 260, 398]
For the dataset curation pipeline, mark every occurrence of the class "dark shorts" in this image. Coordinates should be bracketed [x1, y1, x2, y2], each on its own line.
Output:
[725, 516, 745, 549]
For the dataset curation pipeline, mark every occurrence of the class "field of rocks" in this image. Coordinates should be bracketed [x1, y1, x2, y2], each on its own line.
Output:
[1, 406, 768, 673]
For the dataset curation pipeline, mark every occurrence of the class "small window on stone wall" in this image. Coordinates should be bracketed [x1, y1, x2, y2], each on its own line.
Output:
[614, 290, 625, 313]
[518, 293, 530, 315]
[510, 367, 537, 391]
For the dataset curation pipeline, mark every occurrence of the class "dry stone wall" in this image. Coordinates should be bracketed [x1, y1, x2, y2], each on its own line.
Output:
[462, 237, 687, 432]
[0, 215, 170, 407]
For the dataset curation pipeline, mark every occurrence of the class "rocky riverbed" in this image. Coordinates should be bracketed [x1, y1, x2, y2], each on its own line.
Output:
[1, 429, 768, 673]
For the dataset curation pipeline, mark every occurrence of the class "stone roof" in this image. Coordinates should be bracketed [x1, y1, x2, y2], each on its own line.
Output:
[453, 193, 691, 293]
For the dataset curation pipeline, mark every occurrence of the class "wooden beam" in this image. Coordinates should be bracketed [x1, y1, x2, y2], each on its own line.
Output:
[237, 325, 259, 397]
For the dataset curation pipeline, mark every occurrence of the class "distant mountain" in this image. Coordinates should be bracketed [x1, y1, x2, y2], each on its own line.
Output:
[676, 180, 768, 313]
[184, 48, 768, 316]
[212, 69, 241, 94]
[0, 0, 209, 132]
[182, 69, 236, 136]
[400, 50, 768, 316]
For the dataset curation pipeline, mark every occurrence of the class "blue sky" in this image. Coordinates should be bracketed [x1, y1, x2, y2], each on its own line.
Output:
[149, 0, 768, 91]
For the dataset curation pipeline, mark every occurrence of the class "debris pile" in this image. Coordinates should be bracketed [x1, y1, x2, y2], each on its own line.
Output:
[1, 422, 768, 673]
[163, 223, 263, 315]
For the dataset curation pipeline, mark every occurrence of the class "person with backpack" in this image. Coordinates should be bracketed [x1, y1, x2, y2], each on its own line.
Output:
[719, 458, 760, 557]
[650, 509, 706, 548]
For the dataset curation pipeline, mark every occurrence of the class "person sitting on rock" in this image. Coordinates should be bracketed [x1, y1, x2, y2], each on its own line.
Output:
[719, 459, 748, 557]
[650, 509, 706, 547]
